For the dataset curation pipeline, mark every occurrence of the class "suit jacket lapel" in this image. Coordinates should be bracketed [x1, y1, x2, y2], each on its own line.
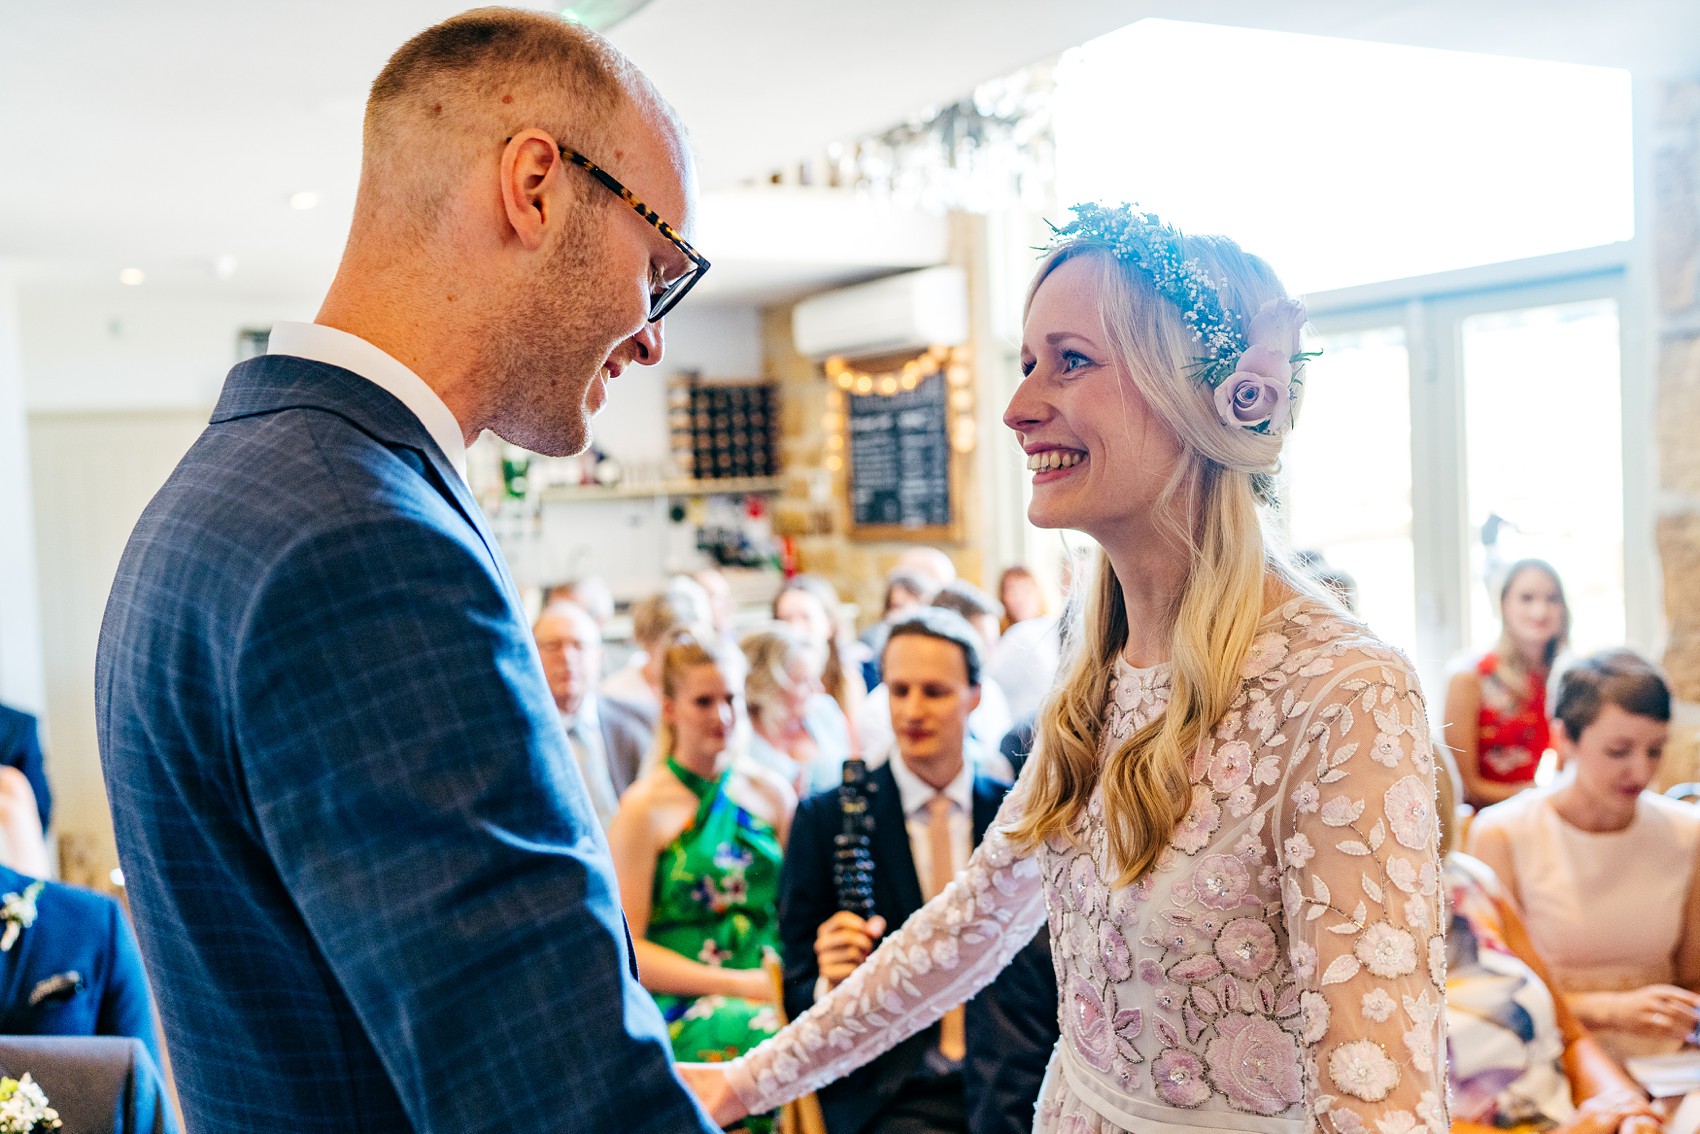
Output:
[869, 763, 925, 919]
[211, 356, 517, 601]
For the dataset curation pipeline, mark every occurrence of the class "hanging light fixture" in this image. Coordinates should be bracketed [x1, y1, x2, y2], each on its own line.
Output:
[557, 0, 656, 30]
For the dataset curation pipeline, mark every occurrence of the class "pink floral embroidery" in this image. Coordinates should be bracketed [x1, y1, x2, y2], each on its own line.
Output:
[1298, 990, 1330, 1043]
[1209, 741, 1253, 793]
[1195, 854, 1251, 910]
[1173, 786, 1221, 854]
[1355, 922, 1417, 978]
[1384, 775, 1435, 850]
[1215, 918, 1278, 978]
[1283, 832, 1315, 869]
[722, 602, 1448, 1134]
[1068, 974, 1113, 1073]
[1361, 988, 1396, 1022]
[1242, 633, 1288, 679]
[1153, 1047, 1212, 1108]
[1099, 921, 1133, 982]
[1328, 1039, 1400, 1102]
[1205, 1012, 1304, 1114]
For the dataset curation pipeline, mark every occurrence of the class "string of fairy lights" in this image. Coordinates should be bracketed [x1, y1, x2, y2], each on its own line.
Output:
[819, 344, 977, 474]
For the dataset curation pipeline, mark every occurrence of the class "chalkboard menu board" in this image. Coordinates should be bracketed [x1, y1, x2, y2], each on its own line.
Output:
[848, 372, 953, 534]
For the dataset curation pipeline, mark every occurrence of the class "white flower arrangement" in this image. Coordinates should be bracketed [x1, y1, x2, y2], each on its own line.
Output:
[0, 1074, 61, 1133]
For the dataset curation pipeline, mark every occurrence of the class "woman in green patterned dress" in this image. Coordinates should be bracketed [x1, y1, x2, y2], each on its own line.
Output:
[609, 627, 795, 1075]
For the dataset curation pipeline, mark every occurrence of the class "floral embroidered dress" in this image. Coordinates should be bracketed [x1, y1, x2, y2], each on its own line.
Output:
[1473, 653, 1549, 787]
[649, 758, 783, 1065]
[725, 599, 1448, 1134]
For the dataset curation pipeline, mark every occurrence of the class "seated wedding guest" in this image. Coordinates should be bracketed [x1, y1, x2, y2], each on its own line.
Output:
[774, 575, 867, 723]
[1445, 559, 1569, 809]
[601, 580, 714, 719]
[0, 701, 52, 833]
[858, 584, 1014, 778]
[996, 565, 1047, 633]
[895, 547, 955, 589]
[542, 574, 615, 629]
[0, 861, 161, 1069]
[742, 624, 852, 798]
[1468, 648, 1700, 1062]
[778, 608, 1057, 1134]
[533, 601, 654, 827]
[608, 629, 794, 1075]
[859, 568, 941, 689]
[1437, 751, 1662, 1134]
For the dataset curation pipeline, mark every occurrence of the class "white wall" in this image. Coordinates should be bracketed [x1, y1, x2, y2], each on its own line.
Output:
[0, 270, 46, 713]
[19, 284, 317, 412]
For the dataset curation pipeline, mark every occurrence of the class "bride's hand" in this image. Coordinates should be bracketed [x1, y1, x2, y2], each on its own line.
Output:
[677, 1061, 748, 1127]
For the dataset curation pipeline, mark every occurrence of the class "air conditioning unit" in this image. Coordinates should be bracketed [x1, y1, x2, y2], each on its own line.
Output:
[792, 266, 969, 360]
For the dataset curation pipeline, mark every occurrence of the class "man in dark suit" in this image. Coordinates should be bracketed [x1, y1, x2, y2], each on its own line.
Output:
[533, 600, 654, 826]
[94, 10, 716, 1133]
[779, 609, 1058, 1134]
[0, 863, 159, 1068]
[0, 703, 51, 833]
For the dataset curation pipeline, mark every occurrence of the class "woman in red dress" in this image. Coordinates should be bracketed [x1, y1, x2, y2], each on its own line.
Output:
[1444, 558, 1569, 810]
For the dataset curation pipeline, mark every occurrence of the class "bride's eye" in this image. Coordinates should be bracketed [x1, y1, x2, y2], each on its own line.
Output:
[1061, 350, 1094, 372]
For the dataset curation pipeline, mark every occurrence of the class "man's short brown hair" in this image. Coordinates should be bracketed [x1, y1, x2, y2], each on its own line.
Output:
[359, 8, 646, 240]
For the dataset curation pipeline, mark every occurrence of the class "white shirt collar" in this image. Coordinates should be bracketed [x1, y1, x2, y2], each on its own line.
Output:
[888, 751, 974, 819]
[267, 321, 468, 482]
[564, 694, 602, 734]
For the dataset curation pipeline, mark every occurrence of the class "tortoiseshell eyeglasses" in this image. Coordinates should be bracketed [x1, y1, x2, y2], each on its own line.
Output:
[509, 136, 710, 321]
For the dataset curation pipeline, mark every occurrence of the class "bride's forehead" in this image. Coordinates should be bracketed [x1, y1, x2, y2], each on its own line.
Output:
[1024, 257, 1112, 342]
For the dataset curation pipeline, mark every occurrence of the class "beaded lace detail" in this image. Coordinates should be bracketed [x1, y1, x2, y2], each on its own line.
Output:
[727, 600, 1447, 1134]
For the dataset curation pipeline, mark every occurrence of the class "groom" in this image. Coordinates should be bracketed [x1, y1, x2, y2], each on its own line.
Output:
[95, 10, 715, 1133]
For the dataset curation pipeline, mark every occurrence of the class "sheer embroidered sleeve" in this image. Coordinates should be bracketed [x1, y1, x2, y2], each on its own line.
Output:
[1274, 646, 1449, 1134]
[724, 775, 1048, 1115]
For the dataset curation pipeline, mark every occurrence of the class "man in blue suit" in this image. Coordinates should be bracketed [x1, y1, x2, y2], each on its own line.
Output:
[94, 10, 716, 1132]
[778, 610, 1058, 1134]
[0, 863, 159, 1068]
[0, 703, 52, 833]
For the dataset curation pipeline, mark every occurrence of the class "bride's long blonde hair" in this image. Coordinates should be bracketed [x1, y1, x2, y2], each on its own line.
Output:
[1006, 235, 1311, 885]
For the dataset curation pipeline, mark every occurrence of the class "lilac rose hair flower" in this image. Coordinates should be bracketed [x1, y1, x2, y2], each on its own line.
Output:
[1213, 298, 1308, 433]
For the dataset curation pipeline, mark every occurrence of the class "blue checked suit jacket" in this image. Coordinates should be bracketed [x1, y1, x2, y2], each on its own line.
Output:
[95, 355, 716, 1134]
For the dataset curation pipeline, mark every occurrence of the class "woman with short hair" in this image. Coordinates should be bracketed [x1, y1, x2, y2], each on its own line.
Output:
[1468, 648, 1700, 1062]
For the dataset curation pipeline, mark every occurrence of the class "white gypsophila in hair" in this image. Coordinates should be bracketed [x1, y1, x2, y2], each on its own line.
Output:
[1048, 203, 1315, 443]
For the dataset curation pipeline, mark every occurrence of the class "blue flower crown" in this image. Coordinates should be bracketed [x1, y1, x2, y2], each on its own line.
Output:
[1046, 203, 1250, 388]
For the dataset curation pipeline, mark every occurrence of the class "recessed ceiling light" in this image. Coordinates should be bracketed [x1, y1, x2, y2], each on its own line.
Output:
[214, 254, 239, 280]
[289, 191, 320, 211]
[119, 268, 145, 286]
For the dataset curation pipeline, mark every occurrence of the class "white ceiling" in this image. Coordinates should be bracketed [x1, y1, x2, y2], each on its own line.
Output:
[3, 0, 1697, 304]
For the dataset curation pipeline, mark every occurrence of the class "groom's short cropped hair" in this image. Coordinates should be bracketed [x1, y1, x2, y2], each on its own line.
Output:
[882, 607, 983, 689]
[359, 8, 664, 244]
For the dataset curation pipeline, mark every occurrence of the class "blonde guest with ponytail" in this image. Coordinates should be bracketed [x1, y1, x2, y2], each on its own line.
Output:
[606, 627, 794, 1097]
[683, 206, 1449, 1134]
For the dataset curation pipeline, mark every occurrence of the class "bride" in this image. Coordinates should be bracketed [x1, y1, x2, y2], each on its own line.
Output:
[683, 204, 1448, 1134]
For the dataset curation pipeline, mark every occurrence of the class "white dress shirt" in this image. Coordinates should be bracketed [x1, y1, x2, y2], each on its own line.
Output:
[267, 321, 468, 483]
[813, 753, 977, 1005]
[886, 753, 974, 889]
[560, 697, 620, 830]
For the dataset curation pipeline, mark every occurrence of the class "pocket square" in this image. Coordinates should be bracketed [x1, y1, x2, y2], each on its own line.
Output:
[28, 971, 82, 1006]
